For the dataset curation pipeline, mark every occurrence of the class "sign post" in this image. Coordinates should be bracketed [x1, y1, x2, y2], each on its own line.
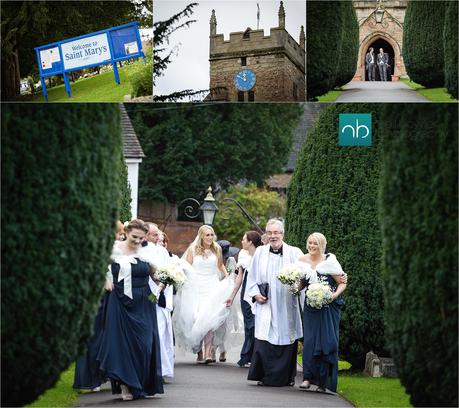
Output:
[35, 22, 145, 101]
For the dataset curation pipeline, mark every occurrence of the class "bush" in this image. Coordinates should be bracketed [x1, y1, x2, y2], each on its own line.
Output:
[380, 104, 458, 407]
[306, 1, 345, 99]
[127, 45, 152, 98]
[1, 104, 122, 406]
[213, 184, 285, 246]
[443, 1, 458, 99]
[334, 2, 359, 88]
[285, 103, 386, 368]
[403, 1, 446, 87]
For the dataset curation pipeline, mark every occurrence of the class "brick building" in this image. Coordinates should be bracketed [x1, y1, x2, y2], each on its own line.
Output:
[207, 1, 305, 102]
[353, 0, 408, 81]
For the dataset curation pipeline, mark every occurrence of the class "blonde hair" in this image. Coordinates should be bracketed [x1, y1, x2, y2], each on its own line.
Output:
[192, 225, 221, 257]
[307, 232, 327, 255]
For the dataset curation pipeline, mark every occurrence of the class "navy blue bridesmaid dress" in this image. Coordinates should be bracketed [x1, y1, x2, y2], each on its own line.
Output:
[302, 273, 344, 392]
[97, 258, 164, 399]
[73, 292, 109, 389]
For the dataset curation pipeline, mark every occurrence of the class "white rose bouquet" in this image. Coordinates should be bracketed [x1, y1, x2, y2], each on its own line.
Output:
[277, 264, 305, 295]
[154, 263, 187, 288]
[306, 277, 333, 309]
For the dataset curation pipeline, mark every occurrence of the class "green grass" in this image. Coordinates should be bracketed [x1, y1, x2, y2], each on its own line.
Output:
[338, 371, 412, 408]
[400, 78, 458, 102]
[316, 88, 343, 102]
[26, 364, 79, 408]
[297, 356, 411, 407]
[24, 65, 137, 103]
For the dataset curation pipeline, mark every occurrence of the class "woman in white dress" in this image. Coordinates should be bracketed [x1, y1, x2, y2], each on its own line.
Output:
[173, 225, 234, 364]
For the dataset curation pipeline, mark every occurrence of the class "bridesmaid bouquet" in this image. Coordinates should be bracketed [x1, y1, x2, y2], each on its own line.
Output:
[277, 264, 304, 295]
[306, 278, 333, 309]
[154, 263, 187, 288]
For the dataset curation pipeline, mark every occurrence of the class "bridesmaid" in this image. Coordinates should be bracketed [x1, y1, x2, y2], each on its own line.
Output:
[297, 232, 347, 393]
[225, 231, 262, 367]
[73, 220, 125, 391]
[97, 219, 164, 400]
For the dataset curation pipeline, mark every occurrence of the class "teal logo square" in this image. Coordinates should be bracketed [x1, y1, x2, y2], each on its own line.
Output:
[339, 113, 372, 146]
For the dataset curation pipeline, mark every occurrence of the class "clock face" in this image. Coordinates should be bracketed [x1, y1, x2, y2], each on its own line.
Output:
[234, 69, 256, 91]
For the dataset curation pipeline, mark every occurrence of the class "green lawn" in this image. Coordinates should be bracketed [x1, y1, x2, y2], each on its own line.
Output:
[297, 356, 411, 407]
[316, 88, 343, 102]
[26, 364, 79, 408]
[400, 78, 458, 102]
[24, 65, 138, 103]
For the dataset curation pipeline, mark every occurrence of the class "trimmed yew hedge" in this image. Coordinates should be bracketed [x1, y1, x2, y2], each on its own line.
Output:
[403, 1, 446, 87]
[1, 104, 122, 406]
[443, 0, 458, 99]
[285, 103, 386, 368]
[380, 104, 458, 407]
[334, 2, 359, 88]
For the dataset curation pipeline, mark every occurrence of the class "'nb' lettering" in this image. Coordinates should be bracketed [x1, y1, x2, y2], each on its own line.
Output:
[341, 119, 370, 139]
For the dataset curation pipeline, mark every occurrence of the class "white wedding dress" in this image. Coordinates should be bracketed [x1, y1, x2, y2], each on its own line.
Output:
[172, 250, 234, 353]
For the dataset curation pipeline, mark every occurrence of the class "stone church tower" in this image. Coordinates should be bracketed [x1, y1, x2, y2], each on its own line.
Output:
[207, 2, 305, 102]
[353, 0, 408, 81]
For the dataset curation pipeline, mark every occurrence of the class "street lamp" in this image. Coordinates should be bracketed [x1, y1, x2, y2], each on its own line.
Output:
[374, 0, 385, 24]
[199, 186, 218, 226]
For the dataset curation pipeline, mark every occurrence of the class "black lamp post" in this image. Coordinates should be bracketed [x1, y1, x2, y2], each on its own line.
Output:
[199, 186, 218, 226]
[374, 0, 385, 24]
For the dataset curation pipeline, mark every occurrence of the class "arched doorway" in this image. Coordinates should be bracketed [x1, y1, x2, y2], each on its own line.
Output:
[364, 38, 395, 81]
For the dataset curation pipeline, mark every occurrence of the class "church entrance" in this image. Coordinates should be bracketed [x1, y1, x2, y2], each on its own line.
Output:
[365, 38, 395, 81]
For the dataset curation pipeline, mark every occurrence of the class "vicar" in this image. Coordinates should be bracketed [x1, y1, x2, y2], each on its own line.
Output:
[244, 219, 303, 386]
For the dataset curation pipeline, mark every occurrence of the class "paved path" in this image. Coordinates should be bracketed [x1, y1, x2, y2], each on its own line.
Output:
[335, 81, 428, 102]
[75, 349, 353, 407]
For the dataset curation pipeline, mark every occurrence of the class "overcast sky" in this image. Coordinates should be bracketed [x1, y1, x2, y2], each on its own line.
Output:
[153, 0, 305, 100]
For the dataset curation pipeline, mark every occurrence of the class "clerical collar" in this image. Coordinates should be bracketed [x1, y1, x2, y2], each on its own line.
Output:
[269, 245, 283, 256]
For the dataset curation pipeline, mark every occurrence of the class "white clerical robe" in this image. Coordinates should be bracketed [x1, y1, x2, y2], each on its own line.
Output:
[244, 243, 304, 345]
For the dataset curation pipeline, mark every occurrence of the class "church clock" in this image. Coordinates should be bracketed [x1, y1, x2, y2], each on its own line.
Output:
[233, 68, 256, 91]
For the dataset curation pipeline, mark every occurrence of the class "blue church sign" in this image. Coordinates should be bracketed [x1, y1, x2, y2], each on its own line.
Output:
[35, 22, 145, 101]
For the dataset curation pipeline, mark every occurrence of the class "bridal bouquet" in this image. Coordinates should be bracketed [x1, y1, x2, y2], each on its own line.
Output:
[154, 263, 187, 288]
[306, 277, 333, 309]
[277, 264, 304, 295]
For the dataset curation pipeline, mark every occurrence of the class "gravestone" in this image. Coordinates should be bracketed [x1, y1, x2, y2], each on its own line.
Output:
[364, 351, 398, 378]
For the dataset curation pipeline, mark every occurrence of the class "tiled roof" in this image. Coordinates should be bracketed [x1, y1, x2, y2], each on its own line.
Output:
[286, 103, 326, 172]
[120, 103, 145, 158]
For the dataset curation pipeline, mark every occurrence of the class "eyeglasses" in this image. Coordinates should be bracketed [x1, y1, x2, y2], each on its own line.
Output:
[265, 231, 282, 236]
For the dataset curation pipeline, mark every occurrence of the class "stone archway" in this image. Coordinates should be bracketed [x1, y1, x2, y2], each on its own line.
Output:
[357, 32, 403, 81]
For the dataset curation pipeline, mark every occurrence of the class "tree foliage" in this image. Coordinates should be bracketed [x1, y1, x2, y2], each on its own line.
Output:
[119, 154, 132, 223]
[213, 184, 285, 246]
[380, 104, 458, 407]
[443, 0, 458, 99]
[403, 1, 446, 88]
[285, 103, 386, 368]
[1, 104, 122, 406]
[125, 103, 303, 203]
[1, 0, 151, 100]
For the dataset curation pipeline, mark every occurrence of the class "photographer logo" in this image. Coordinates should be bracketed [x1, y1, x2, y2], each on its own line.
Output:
[339, 113, 372, 146]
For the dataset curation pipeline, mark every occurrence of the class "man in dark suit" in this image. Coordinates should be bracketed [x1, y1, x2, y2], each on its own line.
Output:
[377, 48, 389, 81]
[365, 47, 376, 81]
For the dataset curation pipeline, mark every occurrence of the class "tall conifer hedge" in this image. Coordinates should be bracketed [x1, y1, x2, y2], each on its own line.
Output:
[1, 104, 122, 406]
[285, 103, 386, 368]
[306, 1, 345, 100]
[334, 2, 359, 88]
[380, 104, 458, 407]
[443, 0, 458, 99]
[403, 1, 446, 87]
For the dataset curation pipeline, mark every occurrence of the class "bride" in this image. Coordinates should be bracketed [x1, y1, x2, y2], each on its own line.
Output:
[173, 225, 234, 363]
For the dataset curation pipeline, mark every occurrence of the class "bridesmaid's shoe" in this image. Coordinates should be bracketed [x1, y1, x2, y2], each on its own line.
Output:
[299, 380, 311, 389]
[92, 386, 101, 392]
[219, 352, 226, 362]
[316, 386, 326, 393]
[120, 384, 133, 401]
[196, 351, 205, 364]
